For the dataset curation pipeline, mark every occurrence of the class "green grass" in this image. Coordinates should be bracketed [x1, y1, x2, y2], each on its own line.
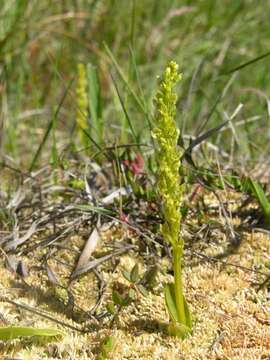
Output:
[0, 0, 269, 167]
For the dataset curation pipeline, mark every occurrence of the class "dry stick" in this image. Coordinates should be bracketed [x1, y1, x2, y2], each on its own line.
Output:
[89, 268, 106, 315]
[191, 250, 269, 278]
[118, 218, 269, 281]
[0, 296, 87, 333]
[214, 156, 237, 243]
[77, 206, 268, 279]
[212, 189, 238, 244]
[74, 203, 162, 248]
[72, 142, 150, 156]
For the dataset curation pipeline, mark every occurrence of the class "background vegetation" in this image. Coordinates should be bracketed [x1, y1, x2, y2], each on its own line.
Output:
[1, 0, 269, 170]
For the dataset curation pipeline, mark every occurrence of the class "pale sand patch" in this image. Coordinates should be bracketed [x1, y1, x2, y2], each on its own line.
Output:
[0, 229, 269, 360]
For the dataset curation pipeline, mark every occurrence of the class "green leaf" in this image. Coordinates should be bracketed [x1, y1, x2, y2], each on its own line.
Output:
[243, 177, 270, 225]
[112, 290, 129, 307]
[128, 288, 136, 300]
[164, 283, 179, 323]
[122, 269, 131, 282]
[137, 284, 148, 297]
[0, 326, 64, 341]
[164, 284, 192, 338]
[106, 302, 115, 315]
[130, 264, 139, 283]
[112, 290, 124, 306]
[142, 266, 158, 290]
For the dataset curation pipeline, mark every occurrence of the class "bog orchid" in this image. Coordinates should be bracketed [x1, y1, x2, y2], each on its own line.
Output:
[152, 61, 192, 338]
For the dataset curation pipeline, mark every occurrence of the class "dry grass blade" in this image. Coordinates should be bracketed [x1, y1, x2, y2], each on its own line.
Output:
[72, 220, 101, 279]
[6, 187, 25, 210]
[71, 243, 136, 279]
[4, 220, 39, 251]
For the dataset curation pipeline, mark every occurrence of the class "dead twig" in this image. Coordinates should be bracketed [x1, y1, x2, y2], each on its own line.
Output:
[0, 296, 88, 333]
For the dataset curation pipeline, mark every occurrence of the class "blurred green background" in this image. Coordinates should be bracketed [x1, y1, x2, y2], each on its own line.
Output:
[0, 0, 269, 168]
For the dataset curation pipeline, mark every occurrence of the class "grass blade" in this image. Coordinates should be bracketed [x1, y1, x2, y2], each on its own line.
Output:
[29, 79, 72, 172]
[110, 72, 137, 143]
[103, 43, 146, 114]
[224, 51, 270, 74]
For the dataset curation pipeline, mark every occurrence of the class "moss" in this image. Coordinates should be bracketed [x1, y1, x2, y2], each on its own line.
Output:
[0, 203, 269, 359]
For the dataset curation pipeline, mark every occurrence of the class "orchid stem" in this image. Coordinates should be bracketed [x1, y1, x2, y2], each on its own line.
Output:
[173, 244, 186, 324]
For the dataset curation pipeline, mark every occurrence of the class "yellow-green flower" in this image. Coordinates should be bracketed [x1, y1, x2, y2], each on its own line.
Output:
[153, 61, 184, 248]
[76, 63, 88, 148]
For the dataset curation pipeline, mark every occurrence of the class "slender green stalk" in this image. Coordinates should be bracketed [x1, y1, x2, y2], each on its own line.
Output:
[173, 245, 186, 324]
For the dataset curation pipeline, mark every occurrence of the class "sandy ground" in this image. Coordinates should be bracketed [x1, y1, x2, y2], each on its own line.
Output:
[0, 223, 269, 360]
